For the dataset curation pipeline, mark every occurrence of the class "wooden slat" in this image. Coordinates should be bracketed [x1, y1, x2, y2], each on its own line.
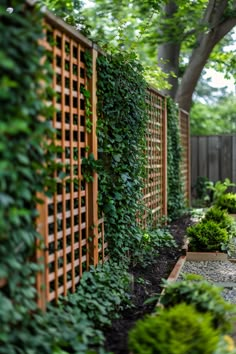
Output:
[162, 97, 167, 216]
[198, 136, 207, 177]
[36, 195, 47, 310]
[208, 136, 219, 182]
[179, 109, 190, 204]
[233, 136, 236, 184]
[69, 37, 75, 293]
[221, 135, 232, 181]
[87, 49, 99, 266]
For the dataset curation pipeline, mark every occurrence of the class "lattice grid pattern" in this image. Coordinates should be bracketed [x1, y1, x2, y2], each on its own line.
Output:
[37, 17, 107, 306]
[142, 89, 167, 228]
[179, 109, 190, 203]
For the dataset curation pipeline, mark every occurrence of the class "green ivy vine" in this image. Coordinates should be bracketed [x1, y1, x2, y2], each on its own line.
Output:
[0, 2, 57, 352]
[167, 97, 185, 220]
[96, 52, 148, 258]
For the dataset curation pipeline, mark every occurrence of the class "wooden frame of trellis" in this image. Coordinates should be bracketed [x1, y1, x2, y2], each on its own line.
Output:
[179, 109, 191, 204]
[36, 11, 107, 309]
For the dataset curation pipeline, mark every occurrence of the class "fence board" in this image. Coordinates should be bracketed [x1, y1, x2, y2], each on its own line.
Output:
[191, 136, 198, 190]
[233, 136, 236, 183]
[199, 136, 207, 177]
[208, 136, 219, 181]
[221, 135, 232, 181]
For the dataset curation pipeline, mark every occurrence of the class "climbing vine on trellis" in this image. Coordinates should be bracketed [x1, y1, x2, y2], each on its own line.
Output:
[96, 52, 148, 258]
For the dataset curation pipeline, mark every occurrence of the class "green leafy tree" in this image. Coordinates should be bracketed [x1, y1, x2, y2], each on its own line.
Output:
[40, 0, 90, 34]
[190, 94, 236, 135]
[81, 0, 236, 112]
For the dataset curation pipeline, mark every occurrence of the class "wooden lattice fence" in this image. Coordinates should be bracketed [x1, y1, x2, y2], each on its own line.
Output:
[35, 9, 190, 308]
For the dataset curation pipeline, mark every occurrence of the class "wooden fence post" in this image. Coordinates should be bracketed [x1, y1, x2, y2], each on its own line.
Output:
[36, 196, 47, 310]
[87, 48, 99, 266]
[187, 112, 191, 205]
[162, 97, 168, 217]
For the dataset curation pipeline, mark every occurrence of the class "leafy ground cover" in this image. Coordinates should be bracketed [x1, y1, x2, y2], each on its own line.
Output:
[104, 214, 194, 354]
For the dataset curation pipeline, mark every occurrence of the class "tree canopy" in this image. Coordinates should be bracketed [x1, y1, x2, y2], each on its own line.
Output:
[80, 0, 236, 112]
[190, 94, 236, 135]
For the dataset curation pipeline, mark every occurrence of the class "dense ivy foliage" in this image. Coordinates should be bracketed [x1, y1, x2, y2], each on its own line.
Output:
[167, 97, 185, 220]
[0, 1, 56, 350]
[96, 52, 149, 258]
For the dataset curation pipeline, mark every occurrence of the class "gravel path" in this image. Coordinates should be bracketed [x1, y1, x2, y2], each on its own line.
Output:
[181, 260, 236, 304]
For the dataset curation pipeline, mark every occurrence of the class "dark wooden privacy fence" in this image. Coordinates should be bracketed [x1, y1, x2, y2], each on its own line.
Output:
[35, 9, 190, 308]
[191, 135, 236, 196]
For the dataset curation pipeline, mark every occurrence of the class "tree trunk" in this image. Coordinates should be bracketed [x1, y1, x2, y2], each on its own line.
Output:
[176, 16, 236, 112]
[157, 1, 180, 98]
[158, 42, 180, 98]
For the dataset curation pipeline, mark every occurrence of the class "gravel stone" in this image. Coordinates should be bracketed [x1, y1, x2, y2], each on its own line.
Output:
[181, 260, 236, 304]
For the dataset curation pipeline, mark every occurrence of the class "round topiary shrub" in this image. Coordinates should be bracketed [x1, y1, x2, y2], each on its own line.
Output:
[159, 275, 235, 332]
[187, 220, 229, 251]
[128, 303, 219, 354]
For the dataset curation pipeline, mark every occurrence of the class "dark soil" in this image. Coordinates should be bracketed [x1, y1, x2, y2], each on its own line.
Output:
[104, 214, 195, 354]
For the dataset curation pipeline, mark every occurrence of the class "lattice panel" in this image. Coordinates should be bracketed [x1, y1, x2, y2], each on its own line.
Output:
[36, 15, 109, 306]
[179, 109, 190, 203]
[142, 89, 167, 228]
[44, 25, 88, 302]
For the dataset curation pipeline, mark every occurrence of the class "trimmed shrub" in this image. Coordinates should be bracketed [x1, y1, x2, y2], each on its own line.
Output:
[187, 220, 229, 251]
[216, 193, 236, 214]
[159, 275, 236, 332]
[128, 303, 219, 354]
[203, 206, 234, 230]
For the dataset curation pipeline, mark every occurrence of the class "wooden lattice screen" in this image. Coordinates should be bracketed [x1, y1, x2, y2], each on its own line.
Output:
[179, 109, 191, 204]
[36, 13, 107, 308]
[34, 9, 190, 308]
[142, 88, 167, 228]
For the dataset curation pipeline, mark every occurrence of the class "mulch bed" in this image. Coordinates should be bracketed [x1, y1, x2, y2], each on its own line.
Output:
[104, 214, 195, 354]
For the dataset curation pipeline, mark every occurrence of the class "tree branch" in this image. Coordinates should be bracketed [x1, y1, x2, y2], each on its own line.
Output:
[214, 16, 236, 42]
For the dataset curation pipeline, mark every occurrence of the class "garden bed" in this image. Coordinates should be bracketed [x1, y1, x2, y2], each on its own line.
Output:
[104, 214, 194, 354]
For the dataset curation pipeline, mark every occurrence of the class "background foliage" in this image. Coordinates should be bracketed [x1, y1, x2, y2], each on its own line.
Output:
[190, 95, 236, 135]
